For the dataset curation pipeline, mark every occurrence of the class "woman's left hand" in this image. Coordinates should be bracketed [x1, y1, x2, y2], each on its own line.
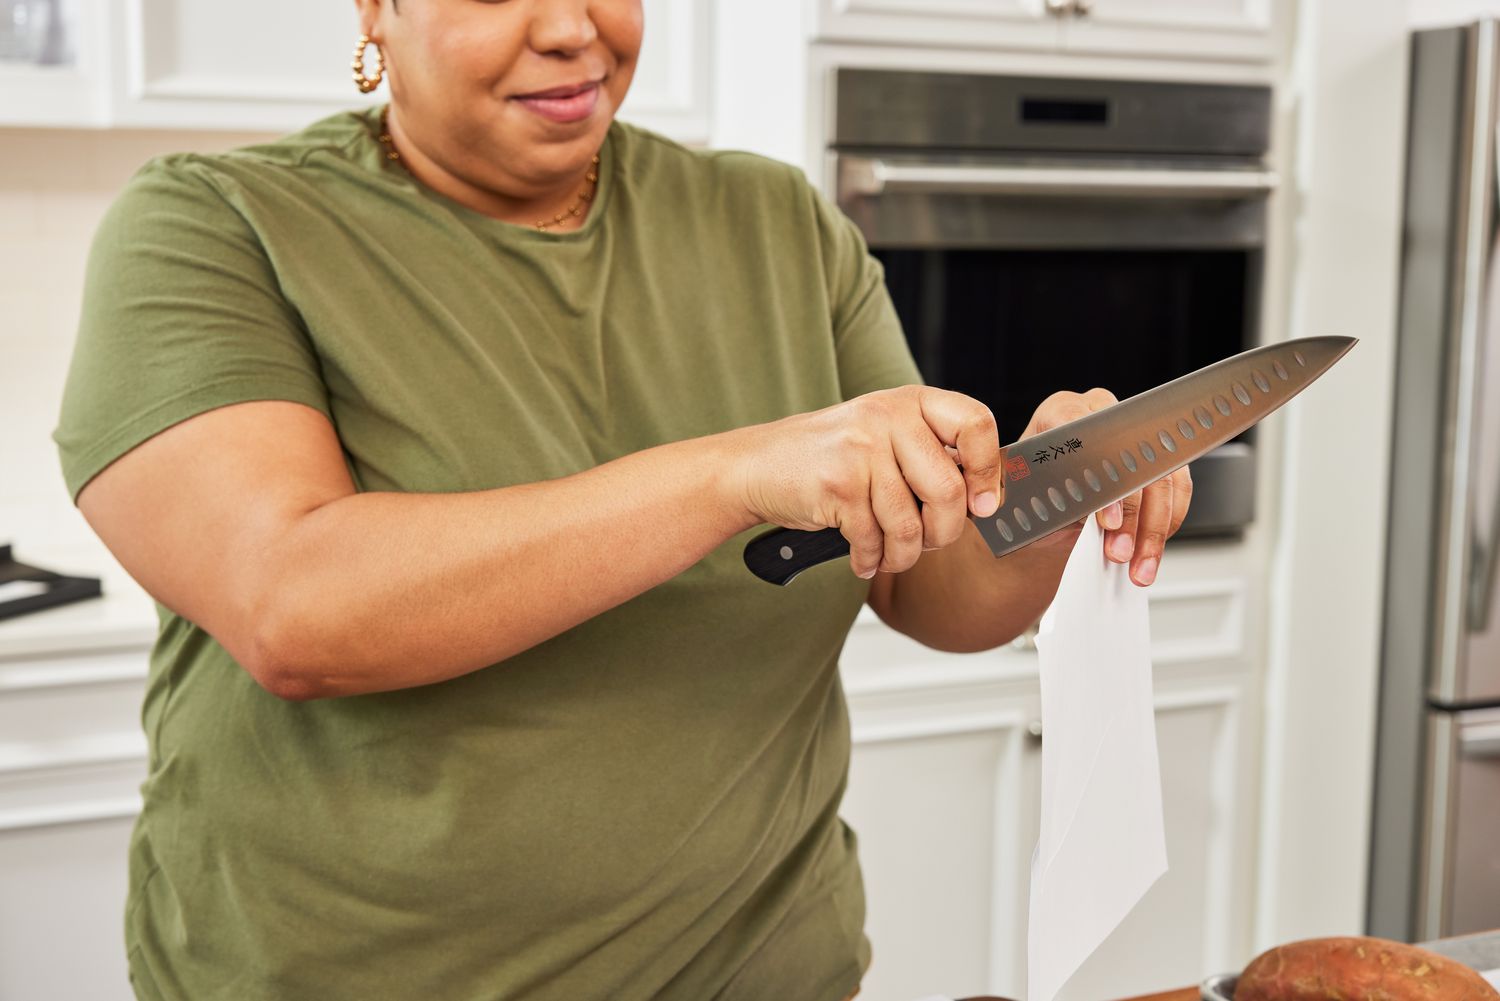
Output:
[1019, 388, 1193, 587]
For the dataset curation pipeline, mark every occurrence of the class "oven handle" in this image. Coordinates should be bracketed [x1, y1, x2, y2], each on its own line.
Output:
[840, 157, 1279, 199]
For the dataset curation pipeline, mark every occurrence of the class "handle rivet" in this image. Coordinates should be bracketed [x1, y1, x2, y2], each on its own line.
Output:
[779, 546, 794, 560]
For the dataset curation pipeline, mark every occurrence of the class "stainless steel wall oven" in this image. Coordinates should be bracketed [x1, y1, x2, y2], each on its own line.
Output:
[830, 69, 1275, 535]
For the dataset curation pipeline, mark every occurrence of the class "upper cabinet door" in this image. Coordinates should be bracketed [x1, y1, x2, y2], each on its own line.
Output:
[814, 0, 1064, 51]
[814, 0, 1274, 63]
[616, 0, 711, 145]
[1062, 0, 1275, 62]
[103, 0, 710, 141]
[108, 0, 378, 131]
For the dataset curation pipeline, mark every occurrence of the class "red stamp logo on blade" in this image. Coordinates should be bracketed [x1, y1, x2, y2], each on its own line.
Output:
[1005, 455, 1031, 481]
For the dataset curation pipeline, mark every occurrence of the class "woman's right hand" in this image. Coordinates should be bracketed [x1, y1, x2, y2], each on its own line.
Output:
[726, 386, 1006, 579]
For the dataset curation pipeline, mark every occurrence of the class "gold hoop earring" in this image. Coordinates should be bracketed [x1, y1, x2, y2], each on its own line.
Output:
[351, 34, 384, 93]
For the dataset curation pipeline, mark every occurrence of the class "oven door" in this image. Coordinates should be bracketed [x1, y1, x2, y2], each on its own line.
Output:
[835, 153, 1276, 537]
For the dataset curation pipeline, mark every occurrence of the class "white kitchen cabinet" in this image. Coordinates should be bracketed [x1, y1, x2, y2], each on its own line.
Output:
[839, 614, 1038, 999]
[1063, 0, 1274, 61]
[0, 0, 108, 125]
[1053, 674, 1260, 1000]
[813, 0, 1277, 62]
[0, 0, 712, 142]
[0, 587, 154, 1001]
[841, 542, 1261, 1001]
[813, 0, 1066, 53]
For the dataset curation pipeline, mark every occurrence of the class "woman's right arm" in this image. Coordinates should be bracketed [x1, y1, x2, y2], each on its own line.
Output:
[78, 386, 1004, 700]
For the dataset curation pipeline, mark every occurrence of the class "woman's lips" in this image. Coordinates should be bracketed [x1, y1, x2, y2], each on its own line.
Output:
[513, 82, 600, 124]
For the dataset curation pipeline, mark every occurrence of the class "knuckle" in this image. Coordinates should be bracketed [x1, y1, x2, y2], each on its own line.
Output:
[879, 477, 916, 511]
[837, 423, 878, 455]
[1137, 530, 1168, 554]
[818, 468, 856, 504]
[935, 470, 967, 506]
[967, 459, 1001, 480]
[890, 517, 925, 546]
[880, 544, 922, 573]
[846, 525, 883, 562]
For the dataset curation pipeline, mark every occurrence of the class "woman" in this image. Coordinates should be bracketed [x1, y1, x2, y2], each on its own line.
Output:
[52, 1, 1191, 999]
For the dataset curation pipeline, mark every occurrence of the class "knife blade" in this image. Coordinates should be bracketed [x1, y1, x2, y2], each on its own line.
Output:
[743, 335, 1356, 585]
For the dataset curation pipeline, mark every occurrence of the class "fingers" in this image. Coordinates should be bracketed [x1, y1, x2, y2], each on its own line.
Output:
[1024, 387, 1120, 437]
[913, 388, 1003, 517]
[1102, 465, 1192, 585]
[839, 488, 885, 580]
[868, 449, 925, 575]
[838, 442, 936, 579]
[1096, 500, 1124, 532]
[891, 432, 970, 553]
[1129, 474, 1175, 587]
[1105, 492, 1139, 565]
[1166, 465, 1193, 538]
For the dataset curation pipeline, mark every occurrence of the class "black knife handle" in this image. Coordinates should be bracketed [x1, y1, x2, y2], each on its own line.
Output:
[743, 526, 852, 586]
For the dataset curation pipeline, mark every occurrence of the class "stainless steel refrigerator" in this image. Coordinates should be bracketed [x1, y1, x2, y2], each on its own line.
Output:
[1371, 18, 1500, 941]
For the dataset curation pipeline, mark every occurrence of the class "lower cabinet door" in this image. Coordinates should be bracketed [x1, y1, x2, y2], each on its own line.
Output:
[843, 664, 1259, 1001]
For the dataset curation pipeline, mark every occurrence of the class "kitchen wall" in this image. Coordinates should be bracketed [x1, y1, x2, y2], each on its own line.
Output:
[1, 127, 277, 578]
[1254, 0, 1407, 948]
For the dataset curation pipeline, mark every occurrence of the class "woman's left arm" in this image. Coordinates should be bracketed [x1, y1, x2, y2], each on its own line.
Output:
[866, 388, 1193, 653]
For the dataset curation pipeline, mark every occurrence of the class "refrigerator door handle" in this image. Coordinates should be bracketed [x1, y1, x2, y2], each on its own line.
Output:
[1435, 22, 1499, 701]
[1468, 117, 1500, 634]
[1458, 721, 1500, 758]
[1471, 488, 1500, 631]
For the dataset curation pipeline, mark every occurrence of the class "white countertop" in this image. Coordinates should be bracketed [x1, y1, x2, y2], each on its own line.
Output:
[0, 542, 158, 661]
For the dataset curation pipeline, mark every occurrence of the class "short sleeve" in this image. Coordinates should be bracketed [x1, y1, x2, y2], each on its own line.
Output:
[53, 159, 332, 503]
[807, 181, 923, 400]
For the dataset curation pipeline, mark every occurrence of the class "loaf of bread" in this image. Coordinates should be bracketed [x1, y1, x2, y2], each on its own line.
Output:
[1237, 936, 1499, 1001]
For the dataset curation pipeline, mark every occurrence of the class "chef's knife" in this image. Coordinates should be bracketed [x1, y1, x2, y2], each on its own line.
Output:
[743, 335, 1356, 585]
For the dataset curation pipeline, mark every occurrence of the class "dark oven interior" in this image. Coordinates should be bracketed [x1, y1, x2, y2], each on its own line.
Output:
[874, 246, 1259, 445]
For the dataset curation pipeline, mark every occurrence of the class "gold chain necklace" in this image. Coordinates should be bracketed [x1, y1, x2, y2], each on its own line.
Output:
[377, 107, 600, 232]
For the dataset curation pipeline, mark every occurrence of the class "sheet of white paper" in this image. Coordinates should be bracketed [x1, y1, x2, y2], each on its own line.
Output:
[1027, 516, 1168, 1001]
[1483, 968, 1500, 990]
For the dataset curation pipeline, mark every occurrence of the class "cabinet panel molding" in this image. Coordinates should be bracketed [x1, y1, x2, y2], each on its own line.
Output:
[1148, 578, 1247, 665]
[0, 733, 146, 777]
[844, 706, 1033, 999]
[0, 675, 146, 747]
[0, 734, 148, 833]
[0, 649, 148, 693]
[0, 792, 141, 834]
[617, 0, 712, 143]
[815, 0, 1273, 60]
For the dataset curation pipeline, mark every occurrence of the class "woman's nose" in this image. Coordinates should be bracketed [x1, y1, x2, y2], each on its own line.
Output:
[528, 0, 599, 55]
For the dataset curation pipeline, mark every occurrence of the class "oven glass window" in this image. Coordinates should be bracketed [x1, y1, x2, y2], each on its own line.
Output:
[874, 248, 1254, 443]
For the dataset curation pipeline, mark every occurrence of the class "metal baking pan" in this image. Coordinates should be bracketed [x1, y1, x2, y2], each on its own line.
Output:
[1200, 972, 1237, 1000]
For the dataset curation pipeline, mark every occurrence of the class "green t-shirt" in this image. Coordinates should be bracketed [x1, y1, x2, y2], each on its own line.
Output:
[53, 105, 921, 1001]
